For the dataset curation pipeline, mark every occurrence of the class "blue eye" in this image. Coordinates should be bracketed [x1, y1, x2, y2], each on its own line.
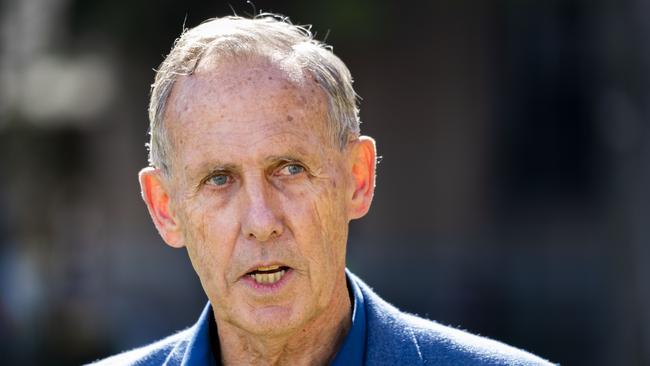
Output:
[287, 164, 304, 175]
[276, 163, 306, 177]
[208, 174, 230, 186]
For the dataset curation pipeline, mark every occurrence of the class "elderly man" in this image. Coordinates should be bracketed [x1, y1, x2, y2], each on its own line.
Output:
[91, 14, 553, 366]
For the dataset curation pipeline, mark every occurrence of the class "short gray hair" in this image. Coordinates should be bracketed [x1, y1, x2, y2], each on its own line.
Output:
[147, 14, 361, 174]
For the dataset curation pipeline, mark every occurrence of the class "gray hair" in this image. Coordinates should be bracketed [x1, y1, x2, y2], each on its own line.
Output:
[147, 14, 361, 174]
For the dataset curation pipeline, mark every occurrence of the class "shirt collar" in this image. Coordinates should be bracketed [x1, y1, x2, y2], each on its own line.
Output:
[184, 269, 367, 366]
[182, 302, 217, 366]
[330, 268, 367, 366]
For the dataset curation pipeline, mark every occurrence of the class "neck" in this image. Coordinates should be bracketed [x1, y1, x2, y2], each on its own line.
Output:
[216, 275, 352, 366]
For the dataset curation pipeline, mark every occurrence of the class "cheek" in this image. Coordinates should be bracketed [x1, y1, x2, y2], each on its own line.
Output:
[284, 179, 349, 264]
[178, 198, 240, 285]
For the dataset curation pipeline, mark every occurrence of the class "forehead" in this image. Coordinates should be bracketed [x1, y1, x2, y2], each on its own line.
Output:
[164, 57, 333, 175]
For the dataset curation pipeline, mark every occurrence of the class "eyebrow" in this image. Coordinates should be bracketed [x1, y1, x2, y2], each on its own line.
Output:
[265, 145, 312, 162]
[264, 154, 305, 164]
[203, 163, 239, 175]
[196, 157, 291, 180]
[194, 149, 315, 179]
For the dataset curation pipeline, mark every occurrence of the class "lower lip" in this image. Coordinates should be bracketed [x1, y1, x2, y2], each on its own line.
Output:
[241, 268, 294, 294]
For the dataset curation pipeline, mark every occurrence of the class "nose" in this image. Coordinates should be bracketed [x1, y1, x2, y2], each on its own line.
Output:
[240, 177, 284, 242]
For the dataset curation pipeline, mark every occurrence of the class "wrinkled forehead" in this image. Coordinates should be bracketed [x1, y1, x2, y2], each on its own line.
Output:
[162, 54, 334, 169]
[170, 50, 324, 110]
[165, 54, 327, 128]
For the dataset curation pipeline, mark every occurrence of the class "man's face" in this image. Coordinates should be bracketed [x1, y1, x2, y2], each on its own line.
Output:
[157, 58, 358, 336]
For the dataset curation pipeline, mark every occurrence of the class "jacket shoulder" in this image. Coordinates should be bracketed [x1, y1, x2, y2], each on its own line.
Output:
[350, 273, 555, 366]
[402, 313, 554, 366]
[85, 327, 193, 366]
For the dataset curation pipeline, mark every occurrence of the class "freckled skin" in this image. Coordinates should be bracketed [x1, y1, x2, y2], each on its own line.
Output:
[157, 57, 366, 365]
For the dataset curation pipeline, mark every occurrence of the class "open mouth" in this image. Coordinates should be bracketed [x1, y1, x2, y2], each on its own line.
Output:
[246, 265, 290, 285]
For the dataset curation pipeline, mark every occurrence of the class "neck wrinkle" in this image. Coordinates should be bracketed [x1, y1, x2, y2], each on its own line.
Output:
[216, 274, 352, 366]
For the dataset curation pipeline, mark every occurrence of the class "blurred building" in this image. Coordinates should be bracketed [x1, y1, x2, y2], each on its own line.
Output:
[0, 0, 648, 365]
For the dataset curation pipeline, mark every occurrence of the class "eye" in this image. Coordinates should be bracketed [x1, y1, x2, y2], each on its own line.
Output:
[278, 163, 305, 176]
[206, 173, 231, 186]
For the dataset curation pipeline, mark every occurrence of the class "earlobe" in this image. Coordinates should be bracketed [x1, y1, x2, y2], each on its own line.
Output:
[138, 167, 185, 248]
[348, 136, 377, 220]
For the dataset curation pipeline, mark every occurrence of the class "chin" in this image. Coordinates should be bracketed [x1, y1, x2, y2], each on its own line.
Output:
[240, 304, 308, 336]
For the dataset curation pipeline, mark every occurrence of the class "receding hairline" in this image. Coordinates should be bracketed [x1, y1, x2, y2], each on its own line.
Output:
[160, 54, 335, 168]
[148, 15, 361, 175]
[162, 52, 331, 124]
[193, 48, 316, 87]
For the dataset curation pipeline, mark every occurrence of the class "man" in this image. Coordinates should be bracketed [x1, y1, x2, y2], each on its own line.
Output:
[91, 14, 554, 366]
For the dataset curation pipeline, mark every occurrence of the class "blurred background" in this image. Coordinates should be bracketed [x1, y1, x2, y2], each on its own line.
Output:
[1, 0, 649, 365]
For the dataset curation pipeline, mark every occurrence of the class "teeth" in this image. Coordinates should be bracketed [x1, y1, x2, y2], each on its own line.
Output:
[251, 270, 286, 284]
[256, 265, 281, 271]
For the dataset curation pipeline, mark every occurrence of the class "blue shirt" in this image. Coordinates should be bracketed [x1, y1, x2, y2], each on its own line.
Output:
[183, 269, 367, 365]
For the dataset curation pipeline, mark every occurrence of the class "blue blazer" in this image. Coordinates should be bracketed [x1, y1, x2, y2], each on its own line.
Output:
[88, 271, 554, 365]
[351, 272, 554, 365]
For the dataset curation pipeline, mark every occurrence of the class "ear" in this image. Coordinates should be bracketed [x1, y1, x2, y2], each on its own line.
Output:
[138, 167, 185, 248]
[347, 136, 377, 220]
